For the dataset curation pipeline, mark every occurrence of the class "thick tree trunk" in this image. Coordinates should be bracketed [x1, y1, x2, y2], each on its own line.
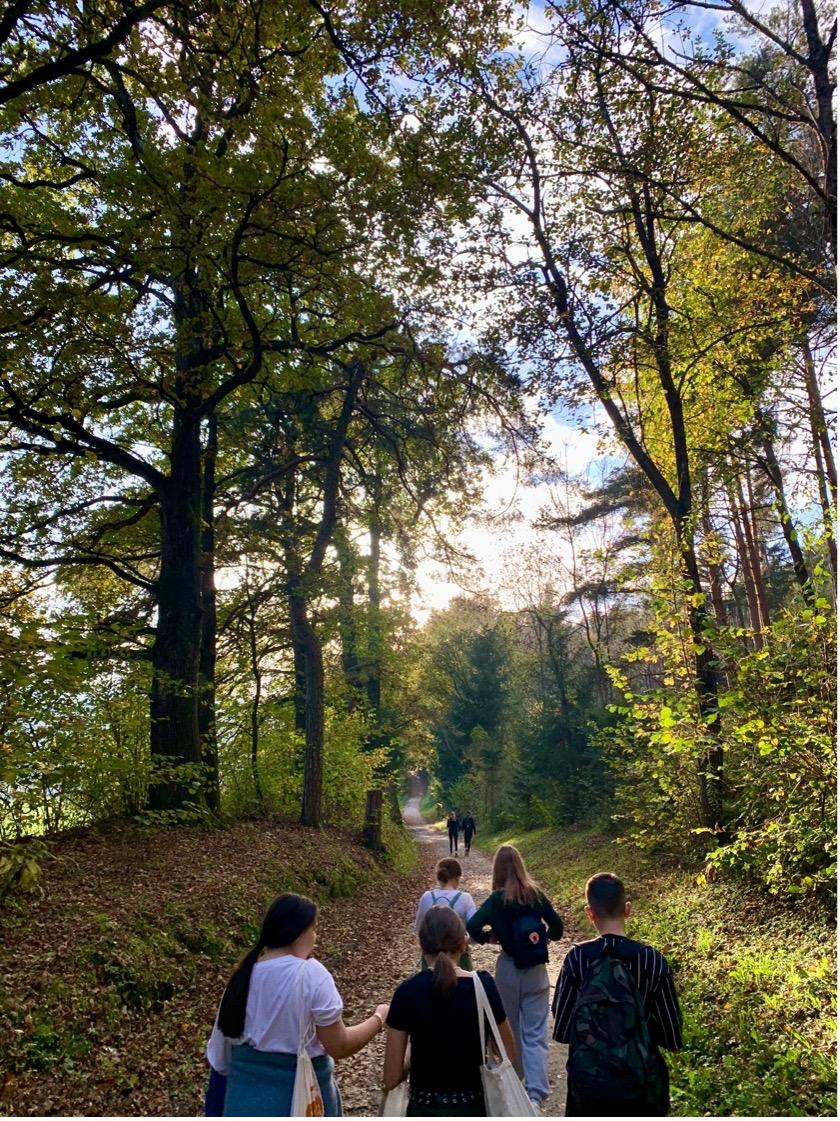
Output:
[148, 412, 204, 811]
[199, 414, 219, 812]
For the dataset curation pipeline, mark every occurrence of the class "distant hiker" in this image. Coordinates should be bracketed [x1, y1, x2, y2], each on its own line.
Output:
[552, 872, 683, 1117]
[461, 813, 477, 854]
[204, 893, 389, 1116]
[447, 811, 460, 854]
[415, 857, 477, 969]
[383, 905, 518, 1116]
[467, 844, 564, 1111]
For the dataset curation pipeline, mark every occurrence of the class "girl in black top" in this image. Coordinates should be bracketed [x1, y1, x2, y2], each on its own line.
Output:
[383, 906, 518, 1116]
[466, 844, 564, 1109]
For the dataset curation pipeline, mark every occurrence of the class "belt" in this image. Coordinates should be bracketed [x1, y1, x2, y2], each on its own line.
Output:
[410, 1087, 485, 1108]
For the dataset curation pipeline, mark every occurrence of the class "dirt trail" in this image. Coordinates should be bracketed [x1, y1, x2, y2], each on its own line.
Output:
[395, 798, 569, 1116]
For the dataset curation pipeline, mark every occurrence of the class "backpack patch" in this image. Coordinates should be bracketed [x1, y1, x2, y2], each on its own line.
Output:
[510, 910, 548, 969]
[567, 952, 662, 1102]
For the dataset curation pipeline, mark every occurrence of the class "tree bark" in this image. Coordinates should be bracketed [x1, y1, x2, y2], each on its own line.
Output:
[366, 473, 383, 723]
[334, 520, 362, 706]
[199, 414, 219, 812]
[755, 414, 815, 605]
[802, 339, 837, 500]
[148, 411, 204, 811]
[290, 586, 325, 828]
[726, 475, 764, 645]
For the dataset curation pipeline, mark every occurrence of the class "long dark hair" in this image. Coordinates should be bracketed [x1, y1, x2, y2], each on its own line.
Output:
[218, 893, 318, 1038]
[419, 905, 466, 994]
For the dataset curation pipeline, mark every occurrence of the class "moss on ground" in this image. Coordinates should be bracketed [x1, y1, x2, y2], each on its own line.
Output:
[482, 827, 836, 1117]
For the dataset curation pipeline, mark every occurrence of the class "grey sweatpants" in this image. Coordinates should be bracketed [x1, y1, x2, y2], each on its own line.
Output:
[495, 951, 550, 1103]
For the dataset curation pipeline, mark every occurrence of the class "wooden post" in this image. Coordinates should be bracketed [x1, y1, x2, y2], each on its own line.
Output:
[363, 788, 383, 850]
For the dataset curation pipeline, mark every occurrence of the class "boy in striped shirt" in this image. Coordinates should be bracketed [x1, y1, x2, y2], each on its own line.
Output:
[552, 872, 683, 1116]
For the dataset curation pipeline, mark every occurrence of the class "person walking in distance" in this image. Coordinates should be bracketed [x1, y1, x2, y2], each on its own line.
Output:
[552, 873, 682, 1116]
[467, 844, 564, 1111]
[446, 811, 460, 855]
[461, 813, 477, 855]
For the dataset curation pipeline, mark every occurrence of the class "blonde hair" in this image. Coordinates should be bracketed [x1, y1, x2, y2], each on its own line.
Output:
[492, 844, 539, 906]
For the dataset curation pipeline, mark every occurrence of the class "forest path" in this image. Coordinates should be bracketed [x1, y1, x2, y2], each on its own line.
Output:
[342, 797, 569, 1116]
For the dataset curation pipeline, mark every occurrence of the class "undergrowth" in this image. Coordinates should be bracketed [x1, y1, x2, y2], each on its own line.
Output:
[482, 827, 836, 1118]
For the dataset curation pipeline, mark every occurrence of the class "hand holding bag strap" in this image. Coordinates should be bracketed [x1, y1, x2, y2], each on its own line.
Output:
[472, 972, 509, 1062]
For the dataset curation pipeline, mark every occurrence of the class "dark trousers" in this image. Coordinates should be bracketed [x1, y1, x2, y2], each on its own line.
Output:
[448, 830, 458, 853]
[463, 830, 474, 852]
[565, 1057, 670, 1117]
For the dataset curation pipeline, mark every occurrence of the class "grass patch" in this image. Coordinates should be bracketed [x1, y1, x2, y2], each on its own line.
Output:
[382, 816, 418, 875]
[481, 827, 836, 1117]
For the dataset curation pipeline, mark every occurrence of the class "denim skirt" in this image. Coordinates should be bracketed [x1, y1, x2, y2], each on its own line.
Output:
[223, 1044, 341, 1116]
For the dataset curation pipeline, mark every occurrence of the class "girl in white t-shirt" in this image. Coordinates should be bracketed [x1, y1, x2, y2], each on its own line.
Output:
[414, 858, 477, 970]
[205, 893, 388, 1116]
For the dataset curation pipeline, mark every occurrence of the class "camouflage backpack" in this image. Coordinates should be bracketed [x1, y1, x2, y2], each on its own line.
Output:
[567, 949, 663, 1102]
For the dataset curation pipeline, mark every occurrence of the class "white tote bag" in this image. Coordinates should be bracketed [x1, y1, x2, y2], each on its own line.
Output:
[292, 962, 326, 1117]
[379, 1080, 409, 1117]
[472, 972, 537, 1117]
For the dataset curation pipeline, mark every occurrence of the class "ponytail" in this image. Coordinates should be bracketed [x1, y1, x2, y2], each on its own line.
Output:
[218, 942, 263, 1038]
[431, 950, 458, 993]
[418, 905, 466, 995]
[217, 893, 318, 1038]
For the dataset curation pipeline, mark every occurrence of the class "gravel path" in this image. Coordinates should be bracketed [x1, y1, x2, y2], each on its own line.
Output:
[331, 798, 570, 1116]
[400, 798, 569, 1117]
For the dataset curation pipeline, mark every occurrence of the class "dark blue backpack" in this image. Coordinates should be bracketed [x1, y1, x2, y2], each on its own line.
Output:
[510, 906, 548, 969]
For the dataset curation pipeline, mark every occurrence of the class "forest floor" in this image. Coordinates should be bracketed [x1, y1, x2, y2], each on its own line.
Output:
[0, 805, 574, 1117]
[0, 816, 425, 1116]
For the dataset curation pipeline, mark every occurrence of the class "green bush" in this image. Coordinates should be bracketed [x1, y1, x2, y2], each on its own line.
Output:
[487, 826, 836, 1117]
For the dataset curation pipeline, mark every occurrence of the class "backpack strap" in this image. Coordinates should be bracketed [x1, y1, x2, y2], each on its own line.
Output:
[430, 891, 438, 904]
[449, 890, 462, 909]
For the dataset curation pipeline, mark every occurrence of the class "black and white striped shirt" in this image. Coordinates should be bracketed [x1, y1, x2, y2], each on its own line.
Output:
[552, 932, 682, 1051]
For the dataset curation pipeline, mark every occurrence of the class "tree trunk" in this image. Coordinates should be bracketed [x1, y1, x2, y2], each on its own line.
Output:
[198, 414, 219, 813]
[756, 416, 815, 606]
[802, 342, 837, 579]
[803, 339, 837, 500]
[148, 412, 204, 811]
[699, 471, 729, 628]
[743, 469, 772, 627]
[245, 573, 264, 805]
[726, 476, 764, 646]
[290, 587, 325, 828]
[334, 520, 362, 706]
[366, 473, 383, 722]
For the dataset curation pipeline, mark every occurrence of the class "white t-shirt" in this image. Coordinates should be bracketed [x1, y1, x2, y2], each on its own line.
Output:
[414, 887, 477, 933]
[206, 955, 343, 1074]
